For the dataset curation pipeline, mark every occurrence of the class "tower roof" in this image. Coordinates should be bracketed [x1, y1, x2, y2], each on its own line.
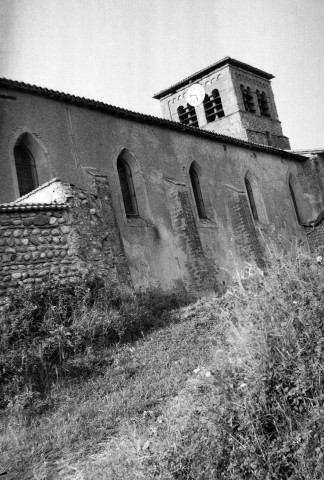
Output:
[153, 57, 274, 99]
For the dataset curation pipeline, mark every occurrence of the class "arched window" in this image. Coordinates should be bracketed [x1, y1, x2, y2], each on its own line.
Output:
[177, 104, 198, 127]
[241, 84, 255, 113]
[257, 90, 271, 117]
[14, 143, 39, 196]
[189, 163, 207, 219]
[117, 156, 138, 217]
[289, 178, 301, 224]
[245, 177, 258, 221]
[203, 89, 224, 123]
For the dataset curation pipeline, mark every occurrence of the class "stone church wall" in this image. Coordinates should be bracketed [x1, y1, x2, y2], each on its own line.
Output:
[0, 83, 317, 291]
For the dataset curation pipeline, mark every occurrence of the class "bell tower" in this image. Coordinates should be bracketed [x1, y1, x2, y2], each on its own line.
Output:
[153, 57, 290, 150]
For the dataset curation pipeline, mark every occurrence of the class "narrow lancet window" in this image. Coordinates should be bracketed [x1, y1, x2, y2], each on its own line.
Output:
[14, 144, 39, 196]
[245, 177, 258, 221]
[117, 156, 138, 217]
[190, 164, 207, 219]
[289, 181, 301, 224]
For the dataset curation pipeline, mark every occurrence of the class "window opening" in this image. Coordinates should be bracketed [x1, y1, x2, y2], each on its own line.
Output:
[117, 157, 138, 216]
[241, 84, 255, 113]
[289, 182, 301, 224]
[14, 144, 39, 196]
[177, 104, 199, 127]
[190, 165, 207, 219]
[203, 89, 225, 123]
[245, 177, 259, 221]
[257, 90, 271, 117]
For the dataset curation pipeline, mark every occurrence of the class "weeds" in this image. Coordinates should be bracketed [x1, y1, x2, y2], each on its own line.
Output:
[0, 279, 190, 410]
[1, 250, 324, 479]
[155, 250, 324, 479]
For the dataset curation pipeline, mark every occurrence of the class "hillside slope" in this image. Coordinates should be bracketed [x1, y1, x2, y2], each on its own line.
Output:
[1, 251, 324, 479]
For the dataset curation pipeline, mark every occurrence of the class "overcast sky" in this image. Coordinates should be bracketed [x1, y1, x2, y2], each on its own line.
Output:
[0, 0, 323, 150]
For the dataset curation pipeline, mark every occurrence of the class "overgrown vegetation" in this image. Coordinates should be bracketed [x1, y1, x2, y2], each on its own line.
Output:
[151, 252, 324, 480]
[0, 279, 190, 412]
[1, 250, 324, 479]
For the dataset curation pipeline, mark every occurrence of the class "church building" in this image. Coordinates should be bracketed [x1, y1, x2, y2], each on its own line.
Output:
[0, 57, 323, 297]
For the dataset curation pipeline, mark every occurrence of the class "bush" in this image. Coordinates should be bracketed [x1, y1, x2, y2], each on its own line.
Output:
[0, 279, 190, 409]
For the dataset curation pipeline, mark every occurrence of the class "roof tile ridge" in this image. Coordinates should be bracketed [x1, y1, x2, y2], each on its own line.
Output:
[0, 78, 304, 161]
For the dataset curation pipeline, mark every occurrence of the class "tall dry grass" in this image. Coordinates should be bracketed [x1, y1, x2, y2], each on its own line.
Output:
[2, 250, 324, 479]
[153, 250, 324, 479]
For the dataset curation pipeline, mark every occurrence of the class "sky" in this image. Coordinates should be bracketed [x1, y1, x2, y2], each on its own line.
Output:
[0, 0, 323, 150]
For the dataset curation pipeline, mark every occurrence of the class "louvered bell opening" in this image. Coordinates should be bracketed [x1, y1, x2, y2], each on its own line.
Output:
[241, 85, 248, 110]
[178, 108, 189, 124]
[246, 91, 255, 113]
[260, 93, 270, 117]
[186, 105, 199, 127]
[204, 91, 225, 123]
[213, 91, 225, 118]
[178, 105, 198, 127]
[204, 95, 216, 123]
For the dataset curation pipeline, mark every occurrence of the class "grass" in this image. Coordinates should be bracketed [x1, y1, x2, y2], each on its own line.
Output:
[1, 249, 324, 479]
[0, 288, 220, 479]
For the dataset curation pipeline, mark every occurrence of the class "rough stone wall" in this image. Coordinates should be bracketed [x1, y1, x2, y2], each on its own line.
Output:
[0, 205, 77, 299]
[72, 168, 133, 290]
[0, 173, 133, 300]
[306, 223, 324, 255]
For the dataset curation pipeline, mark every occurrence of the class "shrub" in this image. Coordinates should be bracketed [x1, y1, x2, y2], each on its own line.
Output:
[0, 279, 191, 409]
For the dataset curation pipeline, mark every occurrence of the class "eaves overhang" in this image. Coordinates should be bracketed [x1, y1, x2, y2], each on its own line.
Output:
[291, 149, 324, 155]
[0, 77, 305, 162]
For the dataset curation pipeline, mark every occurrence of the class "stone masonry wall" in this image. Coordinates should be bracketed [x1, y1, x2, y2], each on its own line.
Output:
[0, 172, 133, 301]
[306, 224, 324, 256]
[0, 204, 78, 299]
[71, 168, 133, 290]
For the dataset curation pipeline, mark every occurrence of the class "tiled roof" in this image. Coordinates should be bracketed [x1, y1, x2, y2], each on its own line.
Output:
[12, 178, 61, 203]
[0, 77, 306, 161]
[0, 203, 68, 212]
[291, 149, 324, 155]
[153, 57, 274, 99]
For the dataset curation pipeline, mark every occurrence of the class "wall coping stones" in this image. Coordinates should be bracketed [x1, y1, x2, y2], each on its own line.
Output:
[0, 203, 69, 212]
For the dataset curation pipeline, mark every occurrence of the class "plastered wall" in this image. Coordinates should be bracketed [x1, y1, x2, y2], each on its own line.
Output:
[0, 86, 319, 293]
